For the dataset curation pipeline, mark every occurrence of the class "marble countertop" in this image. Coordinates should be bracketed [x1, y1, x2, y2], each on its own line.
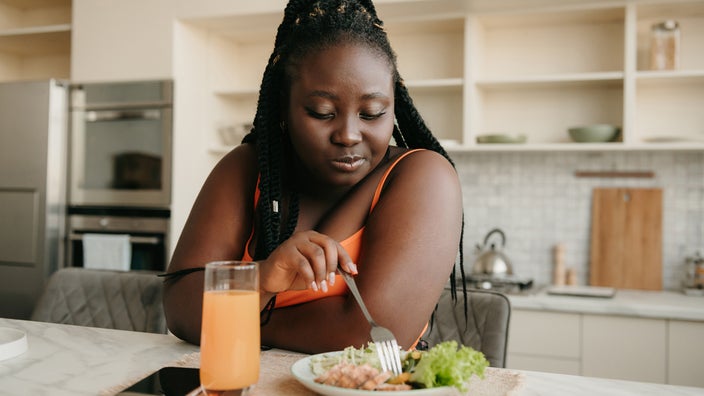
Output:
[508, 288, 704, 321]
[0, 318, 198, 396]
[1, 317, 703, 395]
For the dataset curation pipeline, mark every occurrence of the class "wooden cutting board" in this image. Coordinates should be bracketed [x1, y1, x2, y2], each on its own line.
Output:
[589, 188, 663, 290]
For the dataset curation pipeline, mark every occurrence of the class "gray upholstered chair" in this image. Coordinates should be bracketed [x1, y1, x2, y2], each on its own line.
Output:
[31, 267, 166, 334]
[422, 288, 511, 368]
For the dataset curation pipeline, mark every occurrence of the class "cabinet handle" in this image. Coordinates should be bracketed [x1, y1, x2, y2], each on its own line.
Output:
[85, 109, 161, 122]
[69, 233, 161, 245]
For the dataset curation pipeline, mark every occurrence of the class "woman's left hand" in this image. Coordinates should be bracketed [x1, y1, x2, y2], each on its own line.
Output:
[258, 230, 357, 294]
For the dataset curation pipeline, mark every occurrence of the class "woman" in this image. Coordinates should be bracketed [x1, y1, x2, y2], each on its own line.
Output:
[163, 0, 465, 354]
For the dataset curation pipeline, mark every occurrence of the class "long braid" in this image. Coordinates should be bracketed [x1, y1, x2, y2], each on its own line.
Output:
[244, 0, 467, 323]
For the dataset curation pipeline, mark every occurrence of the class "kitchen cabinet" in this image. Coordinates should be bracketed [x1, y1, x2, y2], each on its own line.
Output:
[187, 0, 704, 154]
[467, 1, 704, 151]
[668, 320, 704, 387]
[582, 315, 666, 383]
[506, 310, 581, 375]
[0, 0, 71, 82]
[507, 308, 704, 386]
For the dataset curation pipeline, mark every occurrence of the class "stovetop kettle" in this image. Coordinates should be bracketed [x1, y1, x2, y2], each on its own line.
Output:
[471, 228, 514, 278]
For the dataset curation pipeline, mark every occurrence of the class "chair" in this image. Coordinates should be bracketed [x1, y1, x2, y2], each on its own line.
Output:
[31, 267, 166, 334]
[422, 288, 511, 368]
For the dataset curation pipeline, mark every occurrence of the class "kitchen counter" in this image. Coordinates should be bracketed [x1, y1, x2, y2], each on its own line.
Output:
[2, 318, 704, 396]
[508, 288, 704, 321]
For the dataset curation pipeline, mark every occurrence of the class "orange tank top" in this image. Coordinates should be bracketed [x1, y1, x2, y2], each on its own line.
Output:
[242, 149, 423, 308]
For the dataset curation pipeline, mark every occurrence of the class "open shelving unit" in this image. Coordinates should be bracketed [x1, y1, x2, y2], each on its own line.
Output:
[184, 0, 704, 154]
[0, 0, 72, 82]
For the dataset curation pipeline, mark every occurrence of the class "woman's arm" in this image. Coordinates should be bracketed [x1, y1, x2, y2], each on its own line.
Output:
[163, 144, 357, 345]
[163, 144, 258, 344]
[261, 150, 463, 352]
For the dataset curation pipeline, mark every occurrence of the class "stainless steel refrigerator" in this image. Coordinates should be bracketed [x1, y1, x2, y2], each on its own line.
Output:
[0, 79, 68, 319]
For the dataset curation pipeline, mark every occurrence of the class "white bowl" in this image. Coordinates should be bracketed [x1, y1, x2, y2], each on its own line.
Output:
[218, 123, 252, 146]
[0, 327, 27, 361]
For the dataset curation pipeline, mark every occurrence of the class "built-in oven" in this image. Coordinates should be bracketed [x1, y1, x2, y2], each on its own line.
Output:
[69, 80, 172, 208]
[66, 207, 170, 271]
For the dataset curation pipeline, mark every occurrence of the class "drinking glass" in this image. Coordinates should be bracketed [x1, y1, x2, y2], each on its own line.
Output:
[200, 261, 260, 395]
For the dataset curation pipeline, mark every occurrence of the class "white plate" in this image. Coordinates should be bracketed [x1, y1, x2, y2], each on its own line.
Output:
[290, 353, 461, 396]
[0, 327, 28, 361]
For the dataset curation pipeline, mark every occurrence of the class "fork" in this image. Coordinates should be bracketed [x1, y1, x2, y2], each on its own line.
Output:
[337, 267, 403, 376]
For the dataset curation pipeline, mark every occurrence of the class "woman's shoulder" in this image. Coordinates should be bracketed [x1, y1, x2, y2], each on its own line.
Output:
[210, 143, 258, 179]
[202, 143, 259, 200]
[387, 147, 456, 180]
[376, 146, 459, 203]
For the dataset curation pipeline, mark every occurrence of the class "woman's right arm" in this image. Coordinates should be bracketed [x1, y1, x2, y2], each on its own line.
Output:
[163, 144, 258, 344]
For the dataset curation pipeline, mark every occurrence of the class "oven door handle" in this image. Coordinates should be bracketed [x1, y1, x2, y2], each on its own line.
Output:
[69, 233, 161, 245]
[85, 109, 162, 122]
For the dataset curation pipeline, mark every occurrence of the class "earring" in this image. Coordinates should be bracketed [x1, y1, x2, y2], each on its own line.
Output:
[279, 121, 286, 133]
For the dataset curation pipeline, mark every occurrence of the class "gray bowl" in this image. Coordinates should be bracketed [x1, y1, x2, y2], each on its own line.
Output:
[568, 124, 620, 143]
[476, 134, 527, 144]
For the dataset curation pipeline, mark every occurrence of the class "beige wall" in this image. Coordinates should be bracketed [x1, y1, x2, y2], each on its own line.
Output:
[71, 0, 423, 256]
[71, 0, 288, 82]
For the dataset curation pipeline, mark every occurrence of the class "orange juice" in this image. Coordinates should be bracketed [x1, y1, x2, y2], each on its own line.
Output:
[200, 289, 260, 391]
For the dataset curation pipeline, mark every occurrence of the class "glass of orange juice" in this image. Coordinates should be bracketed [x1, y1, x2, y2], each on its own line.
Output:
[200, 261, 260, 395]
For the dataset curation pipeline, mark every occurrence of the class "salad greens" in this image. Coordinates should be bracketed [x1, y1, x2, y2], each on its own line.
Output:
[408, 341, 488, 392]
[310, 341, 488, 392]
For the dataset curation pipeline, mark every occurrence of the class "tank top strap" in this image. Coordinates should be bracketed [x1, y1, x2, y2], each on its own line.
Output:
[368, 149, 425, 214]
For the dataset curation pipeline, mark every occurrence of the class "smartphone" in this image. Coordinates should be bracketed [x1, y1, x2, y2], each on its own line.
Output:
[116, 366, 201, 395]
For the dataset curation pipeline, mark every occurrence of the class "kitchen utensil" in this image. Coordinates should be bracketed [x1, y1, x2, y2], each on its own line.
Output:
[568, 124, 620, 143]
[683, 251, 704, 294]
[472, 228, 513, 277]
[471, 228, 513, 277]
[552, 243, 566, 286]
[589, 188, 662, 290]
[476, 134, 527, 144]
[337, 268, 402, 376]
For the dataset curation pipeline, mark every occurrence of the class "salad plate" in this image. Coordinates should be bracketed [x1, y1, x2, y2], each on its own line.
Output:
[290, 352, 462, 396]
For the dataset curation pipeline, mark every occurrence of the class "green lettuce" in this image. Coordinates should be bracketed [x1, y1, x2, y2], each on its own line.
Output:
[409, 341, 488, 391]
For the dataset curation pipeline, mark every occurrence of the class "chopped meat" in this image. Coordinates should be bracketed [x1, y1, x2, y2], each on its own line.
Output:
[360, 371, 392, 390]
[376, 383, 413, 391]
[314, 362, 410, 391]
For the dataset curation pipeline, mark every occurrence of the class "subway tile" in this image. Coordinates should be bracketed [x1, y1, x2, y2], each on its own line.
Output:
[455, 151, 704, 290]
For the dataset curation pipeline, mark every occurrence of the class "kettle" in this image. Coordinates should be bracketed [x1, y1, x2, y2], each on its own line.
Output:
[471, 228, 514, 277]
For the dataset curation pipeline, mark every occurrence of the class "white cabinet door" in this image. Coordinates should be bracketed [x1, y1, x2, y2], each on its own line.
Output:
[668, 320, 704, 387]
[582, 315, 666, 383]
[507, 310, 581, 374]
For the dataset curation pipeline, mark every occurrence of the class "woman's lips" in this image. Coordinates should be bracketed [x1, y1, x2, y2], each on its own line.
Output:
[331, 155, 365, 172]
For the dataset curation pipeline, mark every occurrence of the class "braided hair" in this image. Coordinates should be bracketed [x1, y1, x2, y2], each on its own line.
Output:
[242, 0, 468, 315]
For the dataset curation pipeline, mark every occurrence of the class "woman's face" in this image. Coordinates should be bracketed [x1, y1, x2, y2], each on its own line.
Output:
[285, 43, 395, 189]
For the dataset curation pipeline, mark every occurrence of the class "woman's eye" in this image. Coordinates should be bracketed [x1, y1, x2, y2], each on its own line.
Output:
[360, 111, 386, 121]
[306, 109, 334, 120]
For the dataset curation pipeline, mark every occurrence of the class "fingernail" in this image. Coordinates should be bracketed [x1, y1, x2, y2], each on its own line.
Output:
[310, 281, 319, 292]
[320, 280, 328, 293]
[349, 263, 358, 274]
[328, 272, 336, 285]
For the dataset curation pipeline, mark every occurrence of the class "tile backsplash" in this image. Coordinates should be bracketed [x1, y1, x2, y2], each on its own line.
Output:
[451, 150, 704, 291]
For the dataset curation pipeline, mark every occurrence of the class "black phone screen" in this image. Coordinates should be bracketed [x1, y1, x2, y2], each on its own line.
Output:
[116, 366, 200, 395]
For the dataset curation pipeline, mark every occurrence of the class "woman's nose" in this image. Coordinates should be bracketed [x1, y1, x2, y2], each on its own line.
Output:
[331, 115, 362, 146]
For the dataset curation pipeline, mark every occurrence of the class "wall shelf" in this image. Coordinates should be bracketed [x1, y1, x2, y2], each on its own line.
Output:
[188, 0, 704, 154]
[0, 0, 72, 81]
